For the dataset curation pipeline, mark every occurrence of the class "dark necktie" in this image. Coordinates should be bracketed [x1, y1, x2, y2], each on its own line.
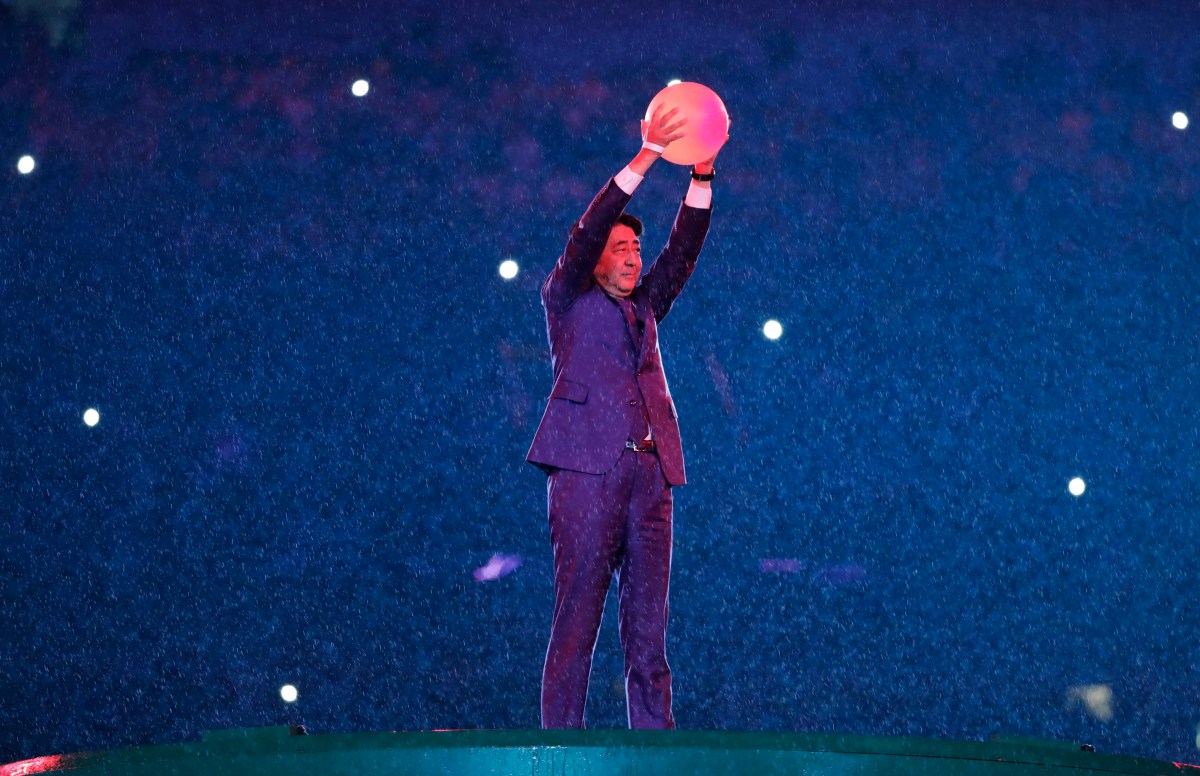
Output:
[616, 296, 651, 441]
[617, 296, 642, 350]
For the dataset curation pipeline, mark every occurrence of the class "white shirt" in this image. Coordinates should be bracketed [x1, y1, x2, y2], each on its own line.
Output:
[613, 166, 713, 209]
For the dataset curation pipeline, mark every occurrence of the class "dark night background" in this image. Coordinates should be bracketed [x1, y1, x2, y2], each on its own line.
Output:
[3, 0, 1199, 765]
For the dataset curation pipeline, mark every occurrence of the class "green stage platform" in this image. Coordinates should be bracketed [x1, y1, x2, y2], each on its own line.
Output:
[1, 728, 1192, 776]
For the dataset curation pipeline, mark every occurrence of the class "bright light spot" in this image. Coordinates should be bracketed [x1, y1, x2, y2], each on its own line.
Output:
[763, 319, 783, 340]
[351, 79, 369, 97]
[498, 259, 519, 280]
[1173, 111, 1189, 130]
[474, 553, 522, 582]
[17, 155, 35, 174]
[83, 408, 100, 427]
[1066, 684, 1113, 721]
[1195, 722, 1200, 749]
[1068, 477, 1086, 497]
[666, 78, 683, 86]
[280, 684, 298, 703]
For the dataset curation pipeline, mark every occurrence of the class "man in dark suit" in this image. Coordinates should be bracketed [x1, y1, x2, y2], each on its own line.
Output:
[527, 105, 721, 729]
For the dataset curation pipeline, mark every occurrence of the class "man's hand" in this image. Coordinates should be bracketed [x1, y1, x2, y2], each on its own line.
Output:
[630, 105, 689, 176]
[693, 131, 729, 176]
[641, 104, 688, 148]
[689, 131, 728, 192]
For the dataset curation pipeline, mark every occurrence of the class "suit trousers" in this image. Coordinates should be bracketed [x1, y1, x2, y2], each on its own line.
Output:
[541, 446, 675, 729]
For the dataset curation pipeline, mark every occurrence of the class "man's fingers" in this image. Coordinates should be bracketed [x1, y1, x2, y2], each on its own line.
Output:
[657, 118, 689, 143]
[643, 105, 689, 146]
[651, 104, 680, 126]
[664, 117, 688, 134]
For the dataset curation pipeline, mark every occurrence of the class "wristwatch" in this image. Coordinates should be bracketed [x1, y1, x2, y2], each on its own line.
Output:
[691, 167, 715, 181]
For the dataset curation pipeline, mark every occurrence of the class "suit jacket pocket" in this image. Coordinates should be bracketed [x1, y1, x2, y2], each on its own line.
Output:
[550, 378, 589, 404]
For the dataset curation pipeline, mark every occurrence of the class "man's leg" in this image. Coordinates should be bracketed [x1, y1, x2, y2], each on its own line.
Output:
[541, 457, 634, 728]
[616, 453, 675, 729]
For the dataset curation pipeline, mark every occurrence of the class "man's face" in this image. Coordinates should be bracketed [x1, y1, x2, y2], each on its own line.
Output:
[593, 223, 642, 298]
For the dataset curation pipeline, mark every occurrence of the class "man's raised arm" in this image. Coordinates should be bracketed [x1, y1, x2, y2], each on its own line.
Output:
[641, 145, 721, 323]
[541, 106, 687, 314]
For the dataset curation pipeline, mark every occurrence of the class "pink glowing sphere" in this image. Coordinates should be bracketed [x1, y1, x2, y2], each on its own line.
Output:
[644, 82, 730, 166]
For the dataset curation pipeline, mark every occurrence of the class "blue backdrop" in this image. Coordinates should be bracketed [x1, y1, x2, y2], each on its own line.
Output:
[2, 0, 1198, 764]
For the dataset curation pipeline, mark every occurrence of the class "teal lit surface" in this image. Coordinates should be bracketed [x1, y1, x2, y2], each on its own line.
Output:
[1, 729, 1188, 776]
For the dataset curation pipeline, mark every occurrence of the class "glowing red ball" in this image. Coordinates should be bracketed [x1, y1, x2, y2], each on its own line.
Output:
[644, 82, 730, 166]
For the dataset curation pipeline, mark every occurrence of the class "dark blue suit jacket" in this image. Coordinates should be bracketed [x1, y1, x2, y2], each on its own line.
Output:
[526, 178, 710, 486]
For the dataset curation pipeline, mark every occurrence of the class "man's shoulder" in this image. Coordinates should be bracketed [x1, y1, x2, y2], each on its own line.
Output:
[542, 273, 599, 303]
[545, 282, 619, 331]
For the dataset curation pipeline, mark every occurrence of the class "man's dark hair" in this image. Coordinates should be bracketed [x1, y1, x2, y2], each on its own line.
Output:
[615, 212, 643, 237]
[569, 212, 644, 237]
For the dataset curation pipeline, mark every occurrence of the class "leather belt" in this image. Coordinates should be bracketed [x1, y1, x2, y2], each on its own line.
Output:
[625, 439, 656, 453]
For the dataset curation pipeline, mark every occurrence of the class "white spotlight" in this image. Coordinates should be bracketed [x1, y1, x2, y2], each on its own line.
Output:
[498, 259, 519, 280]
[280, 684, 298, 703]
[762, 319, 783, 340]
[1066, 684, 1113, 721]
[666, 79, 683, 87]
[17, 155, 35, 174]
[1172, 112, 1189, 130]
[1068, 477, 1086, 497]
[351, 79, 370, 97]
[83, 408, 100, 427]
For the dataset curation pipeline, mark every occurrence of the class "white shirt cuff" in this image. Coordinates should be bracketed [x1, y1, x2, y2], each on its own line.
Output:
[613, 166, 644, 195]
[684, 181, 712, 209]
